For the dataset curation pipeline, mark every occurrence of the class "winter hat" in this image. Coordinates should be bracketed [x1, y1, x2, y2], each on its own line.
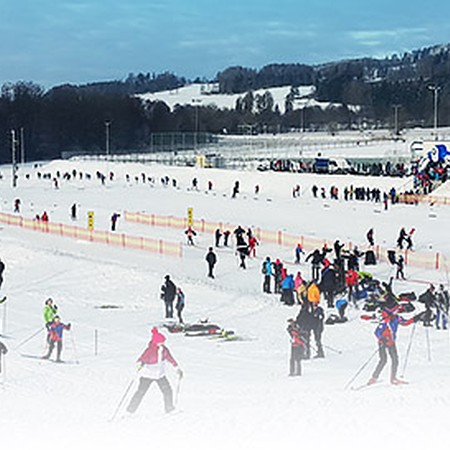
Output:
[151, 327, 166, 345]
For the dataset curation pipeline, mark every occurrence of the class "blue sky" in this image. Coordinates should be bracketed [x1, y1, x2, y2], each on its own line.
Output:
[1, 0, 449, 88]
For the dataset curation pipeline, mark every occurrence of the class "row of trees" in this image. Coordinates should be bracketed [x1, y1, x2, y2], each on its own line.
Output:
[1, 43, 450, 162]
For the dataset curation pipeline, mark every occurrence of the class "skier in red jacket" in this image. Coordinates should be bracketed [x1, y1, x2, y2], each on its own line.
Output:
[127, 327, 183, 414]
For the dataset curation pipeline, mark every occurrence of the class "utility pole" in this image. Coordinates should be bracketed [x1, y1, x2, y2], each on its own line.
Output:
[20, 127, 25, 164]
[393, 104, 401, 136]
[105, 120, 111, 157]
[428, 85, 440, 140]
[11, 130, 18, 188]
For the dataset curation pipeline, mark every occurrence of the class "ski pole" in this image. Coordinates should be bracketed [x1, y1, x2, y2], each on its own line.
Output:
[344, 348, 378, 390]
[400, 321, 417, 378]
[14, 327, 45, 350]
[425, 326, 432, 362]
[174, 372, 183, 407]
[109, 378, 135, 422]
[69, 329, 80, 364]
[323, 343, 343, 354]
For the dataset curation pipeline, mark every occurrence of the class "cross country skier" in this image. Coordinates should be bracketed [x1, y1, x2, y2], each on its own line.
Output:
[43, 298, 58, 342]
[126, 327, 183, 415]
[367, 299, 422, 385]
[42, 315, 71, 362]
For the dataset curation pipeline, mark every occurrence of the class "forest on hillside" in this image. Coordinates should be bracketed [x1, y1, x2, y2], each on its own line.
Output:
[1, 44, 450, 163]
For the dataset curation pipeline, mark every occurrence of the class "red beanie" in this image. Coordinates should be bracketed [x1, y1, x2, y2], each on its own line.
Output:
[151, 327, 166, 345]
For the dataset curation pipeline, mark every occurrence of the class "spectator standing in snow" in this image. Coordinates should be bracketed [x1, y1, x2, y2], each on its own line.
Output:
[110, 212, 120, 231]
[126, 327, 182, 415]
[42, 315, 71, 362]
[262, 257, 273, 293]
[280, 273, 295, 306]
[436, 284, 449, 330]
[205, 247, 217, 278]
[231, 181, 240, 198]
[41, 211, 49, 222]
[418, 284, 437, 327]
[175, 288, 185, 324]
[71, 203, 77, 220]
[366, 228, 375, 246]
[223, 230, 231, 247]
[215, 228, 222, 247]
[406, 228, 415, 251]
[161, 275, 176, 319]
[395, 255, 406, 280]
[320, 264, 337, 308]
[305, 249, 323, 281]
[248, 235, 258, 257]
[345, 269, 360, 307]
[397, 227, 407, 249]
[0, 340, 8, 374]
[295, 243, 305, 264]
[287, 319, 306, 376]
[14, 198, 21, 213]
[311, 302, 325, 358]
[185, 226, 197, 246]
[272, 258, 283, 294]
[0, 258, 5, 289]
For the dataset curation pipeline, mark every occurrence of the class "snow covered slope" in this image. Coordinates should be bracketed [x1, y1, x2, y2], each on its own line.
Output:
[0, 159, 449, 450]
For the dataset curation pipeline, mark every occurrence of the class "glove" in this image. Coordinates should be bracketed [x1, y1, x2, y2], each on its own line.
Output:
[177, 367, 184, 378]
[67, 323, 72, 330]
[54, 305, 58, 311]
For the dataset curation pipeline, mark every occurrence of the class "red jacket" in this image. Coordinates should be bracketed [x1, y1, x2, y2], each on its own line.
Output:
[345, 270, 359, 287]
[138, 343, 177, 367]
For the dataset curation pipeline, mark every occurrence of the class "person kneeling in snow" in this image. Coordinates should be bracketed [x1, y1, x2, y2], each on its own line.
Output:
[127, 327, 183, 414]
[368, 300, 422, 385]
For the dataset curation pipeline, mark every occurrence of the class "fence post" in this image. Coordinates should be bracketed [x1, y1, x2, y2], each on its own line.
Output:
[277, 230, 283, 246]
[435, 252, 440, 270]
[404, 249, 408, 265]
[179, 243, 183, 258]
[201, 219, 205, 233]
[151, 214, 155, 226]
[159, 239, 164, 255]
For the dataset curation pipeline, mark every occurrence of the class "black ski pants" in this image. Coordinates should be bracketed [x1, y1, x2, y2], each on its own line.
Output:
[164, 301, 174, 319]
[290, 346, 303, 376]
[127, 376, 174, 413]
[372, 343, 399, 380]
[263, 275, 271, 293]
[44, 340, 63, 361]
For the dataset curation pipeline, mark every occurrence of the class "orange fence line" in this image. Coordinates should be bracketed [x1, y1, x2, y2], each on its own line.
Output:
[397, 193, 450, 206]
[125, 211, 448, 271]
[0, 212, 182, 258]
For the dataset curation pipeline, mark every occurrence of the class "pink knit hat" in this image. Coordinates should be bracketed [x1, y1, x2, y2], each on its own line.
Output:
[151, 327, 166, 344]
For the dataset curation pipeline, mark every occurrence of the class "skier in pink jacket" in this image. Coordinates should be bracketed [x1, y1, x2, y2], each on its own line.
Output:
[127, 327, 183, 414]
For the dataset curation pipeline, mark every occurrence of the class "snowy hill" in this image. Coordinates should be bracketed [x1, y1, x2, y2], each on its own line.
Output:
[137, 83, 354, 114]
[0, 158, 449, 450]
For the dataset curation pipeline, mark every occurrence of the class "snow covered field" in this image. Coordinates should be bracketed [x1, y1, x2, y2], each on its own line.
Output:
[0, 157, 449, 450]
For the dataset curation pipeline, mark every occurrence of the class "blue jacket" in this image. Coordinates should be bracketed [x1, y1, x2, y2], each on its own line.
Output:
[281, 275, 295, 290]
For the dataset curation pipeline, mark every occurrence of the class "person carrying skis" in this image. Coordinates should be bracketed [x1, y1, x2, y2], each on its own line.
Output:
[175, 288, 185, 325]
[368, 299, 422, 385]
[127, 327, 183, 415]
[42, 315, 71, 362]
[262, 257, 273, 293]
[161, 275, 176, 319]
[287, 319, 307, 376]
[205, 247, 217, 278]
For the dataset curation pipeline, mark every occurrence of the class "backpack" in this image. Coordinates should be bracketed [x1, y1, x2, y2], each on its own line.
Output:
[262, 262, 267, 275]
